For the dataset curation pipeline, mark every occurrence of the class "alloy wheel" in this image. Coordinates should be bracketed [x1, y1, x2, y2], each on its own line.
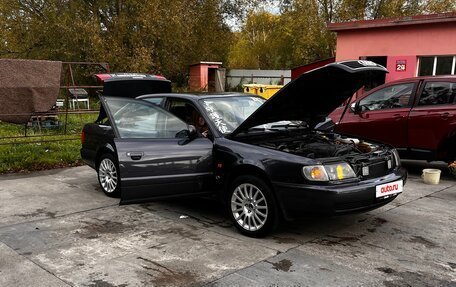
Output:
[98, 158, 118, 193]
[231, 183, 268, 231]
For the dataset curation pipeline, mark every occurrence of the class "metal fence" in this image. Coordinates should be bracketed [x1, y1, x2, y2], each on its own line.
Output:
[226, 69, 292, 90]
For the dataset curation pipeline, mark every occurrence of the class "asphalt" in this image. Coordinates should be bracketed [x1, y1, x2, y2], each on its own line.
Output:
[0, 161, 455, 287]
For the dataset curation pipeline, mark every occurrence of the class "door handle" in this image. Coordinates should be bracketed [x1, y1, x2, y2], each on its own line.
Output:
[127, 152, 143, 160]
[440, 112, 454, 119]
[393, 114, 403, 120]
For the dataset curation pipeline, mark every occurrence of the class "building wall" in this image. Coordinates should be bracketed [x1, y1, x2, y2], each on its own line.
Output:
[188, 65, 202, 91]
[335, 22, 456, 81]
[385, 55, 417, 82]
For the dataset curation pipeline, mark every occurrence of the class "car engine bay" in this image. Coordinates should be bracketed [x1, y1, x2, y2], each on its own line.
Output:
[257, 132, 383, 157]
[241, 131, 396, 178]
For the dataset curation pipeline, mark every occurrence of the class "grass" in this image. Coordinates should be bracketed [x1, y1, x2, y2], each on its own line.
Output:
[0, 113, 98, 174]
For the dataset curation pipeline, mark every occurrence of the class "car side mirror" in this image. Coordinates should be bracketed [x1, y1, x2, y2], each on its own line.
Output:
[177, 125, 198, 145]
[350, 102, 361, 114]
[187, 125, 198, 140]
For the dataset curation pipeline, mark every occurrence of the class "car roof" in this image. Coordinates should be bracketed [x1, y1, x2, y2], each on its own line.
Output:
[136, 92, 263, 101]
[389, 75, 456, 84]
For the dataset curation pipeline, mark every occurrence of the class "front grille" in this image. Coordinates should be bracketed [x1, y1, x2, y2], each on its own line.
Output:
[355, 154, 394, 180]
[365, 161, 389, 179]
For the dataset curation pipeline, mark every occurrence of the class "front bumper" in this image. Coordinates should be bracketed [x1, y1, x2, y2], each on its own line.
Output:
[273, 167, 407, 220]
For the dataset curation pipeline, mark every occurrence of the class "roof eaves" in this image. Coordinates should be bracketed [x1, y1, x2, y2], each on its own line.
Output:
[327, 12, 456, 32]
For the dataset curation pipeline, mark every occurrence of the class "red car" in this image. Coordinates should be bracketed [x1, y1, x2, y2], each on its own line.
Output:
[330, 76, 456, 163]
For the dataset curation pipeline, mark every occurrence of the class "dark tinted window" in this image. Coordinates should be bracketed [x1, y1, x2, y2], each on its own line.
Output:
[435, 57, 453, 75]
[419, 82, 456, 106]
[359, 83, 414, 111]
[418, 57, 434, 76]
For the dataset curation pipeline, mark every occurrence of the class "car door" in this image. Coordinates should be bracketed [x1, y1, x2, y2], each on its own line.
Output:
[407, 80, 456, 159]
[100, 96, 214, 204]
[336, 82, 417, 148]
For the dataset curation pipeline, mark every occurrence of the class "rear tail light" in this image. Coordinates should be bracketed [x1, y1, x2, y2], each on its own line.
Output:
[154, 75, 167, 80]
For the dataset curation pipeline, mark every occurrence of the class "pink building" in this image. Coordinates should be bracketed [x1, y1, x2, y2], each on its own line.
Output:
[328, 12, 456, 93]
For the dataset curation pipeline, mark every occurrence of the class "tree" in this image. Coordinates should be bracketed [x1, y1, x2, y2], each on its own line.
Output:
[228, 0, 455, 69]
[228, 11, 281, 69]
[0, 0, 234, 84]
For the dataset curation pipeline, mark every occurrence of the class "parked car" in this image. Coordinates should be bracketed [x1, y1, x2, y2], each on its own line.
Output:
[330, 76, 456, 163]
[81, 61, 407, 237]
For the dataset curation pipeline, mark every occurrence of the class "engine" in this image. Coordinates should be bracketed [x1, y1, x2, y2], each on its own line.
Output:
[258, 132, 378, 159]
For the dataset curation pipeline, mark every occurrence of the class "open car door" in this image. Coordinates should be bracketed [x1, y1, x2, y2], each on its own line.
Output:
[100, 96, 214, 204]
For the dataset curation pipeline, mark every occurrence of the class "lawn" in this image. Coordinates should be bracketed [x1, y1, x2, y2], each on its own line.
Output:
[0, 113, 98, 174]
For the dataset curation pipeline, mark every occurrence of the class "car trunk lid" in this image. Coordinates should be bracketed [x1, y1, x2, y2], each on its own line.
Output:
[95, 73, 171, 123]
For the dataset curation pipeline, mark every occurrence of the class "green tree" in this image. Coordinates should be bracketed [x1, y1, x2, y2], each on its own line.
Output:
[229, 0, 455, 69]
[228, 11, 281, 69]
[0, 0, 235, 84]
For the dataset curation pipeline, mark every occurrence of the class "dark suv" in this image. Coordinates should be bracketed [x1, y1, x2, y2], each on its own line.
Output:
[330, 76, 456, 163]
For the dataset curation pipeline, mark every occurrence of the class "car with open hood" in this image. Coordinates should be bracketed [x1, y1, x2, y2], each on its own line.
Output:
[81, 61, 407, 237]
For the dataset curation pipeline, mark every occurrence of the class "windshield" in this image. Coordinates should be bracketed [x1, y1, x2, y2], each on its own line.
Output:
[201, 96, 263, 134]
[201, 96, 302, 134]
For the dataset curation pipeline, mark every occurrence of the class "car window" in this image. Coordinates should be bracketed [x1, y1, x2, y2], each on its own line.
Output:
[418, 82, 456, 106]
[201, 96, 264, 134]
[103, 97, 187, 139]
[167, 98, 211, 137]
[359, 83, 414, 111]
[142, 97, 165, 106]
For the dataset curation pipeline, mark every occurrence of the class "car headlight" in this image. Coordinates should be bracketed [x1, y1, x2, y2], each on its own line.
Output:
[302, 165, 329, 181]
[391, 149, 401, 167]
[303, 163, 356, 181]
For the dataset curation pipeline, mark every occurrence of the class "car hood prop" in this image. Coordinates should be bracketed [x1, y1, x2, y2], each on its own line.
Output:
[229, 60, 388, 137]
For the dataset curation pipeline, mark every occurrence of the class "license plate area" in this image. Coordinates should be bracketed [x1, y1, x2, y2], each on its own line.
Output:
[376, 180, 403, 198]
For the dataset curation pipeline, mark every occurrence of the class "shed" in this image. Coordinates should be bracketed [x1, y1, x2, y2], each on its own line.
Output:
[188, 61, 225, 92]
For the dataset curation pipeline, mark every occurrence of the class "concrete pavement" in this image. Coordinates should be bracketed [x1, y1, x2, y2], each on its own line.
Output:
[0, 163, 455, 286]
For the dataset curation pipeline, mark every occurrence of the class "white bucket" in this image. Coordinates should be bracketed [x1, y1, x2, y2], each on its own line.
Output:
[421, 169, 441, 185]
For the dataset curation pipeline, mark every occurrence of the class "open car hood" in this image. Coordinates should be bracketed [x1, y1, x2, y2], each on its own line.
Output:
[230, 60, 388, 136]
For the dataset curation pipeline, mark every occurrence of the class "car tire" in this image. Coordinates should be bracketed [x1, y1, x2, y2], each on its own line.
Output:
[227, 175, 279, 237]
[97, 153, 120, 198]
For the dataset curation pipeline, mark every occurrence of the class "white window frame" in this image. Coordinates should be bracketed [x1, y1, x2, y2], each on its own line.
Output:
[417, 55, 456, 76]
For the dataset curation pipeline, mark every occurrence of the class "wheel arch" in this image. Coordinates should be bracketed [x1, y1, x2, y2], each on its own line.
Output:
[437, 127, 456, 163]
[95, 143, 116, 168]
[223, 164, 287, 220]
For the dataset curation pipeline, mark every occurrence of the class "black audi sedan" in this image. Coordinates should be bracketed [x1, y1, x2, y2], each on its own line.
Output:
[81, 61, 407, 237]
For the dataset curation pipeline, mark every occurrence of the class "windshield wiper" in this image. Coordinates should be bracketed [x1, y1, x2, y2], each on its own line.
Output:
[247, 127, 267, 131]
[269, 122, 307, 130]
